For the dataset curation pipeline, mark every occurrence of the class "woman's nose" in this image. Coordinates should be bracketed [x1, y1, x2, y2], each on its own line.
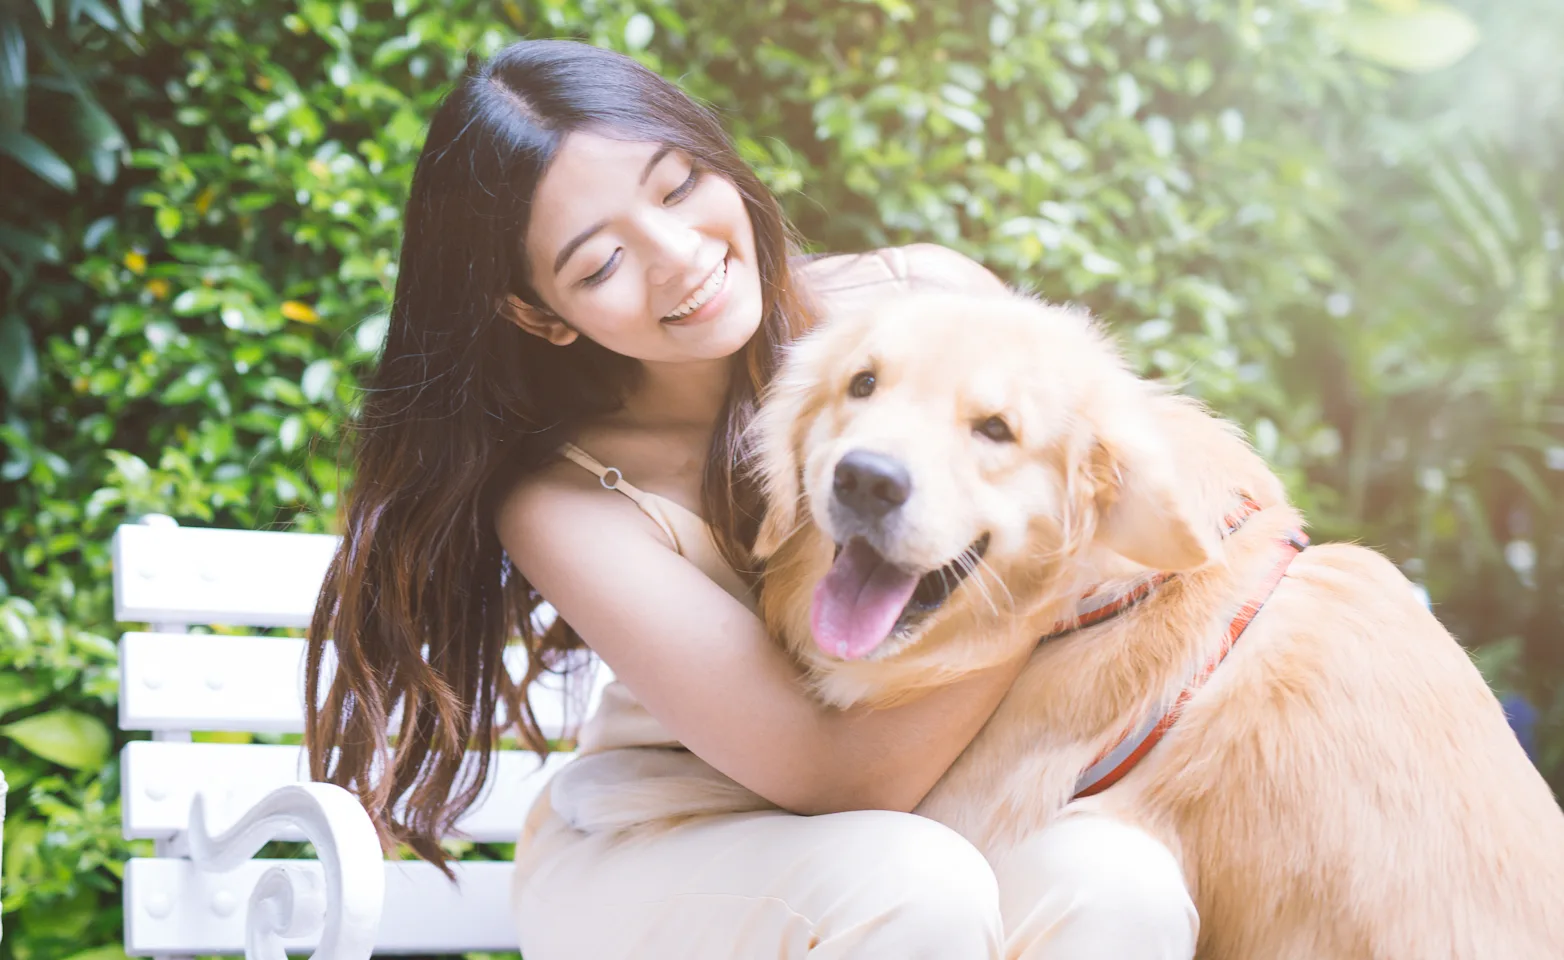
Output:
[640, 209, 703, 287]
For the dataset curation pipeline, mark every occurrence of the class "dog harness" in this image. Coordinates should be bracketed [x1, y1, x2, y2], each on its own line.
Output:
[1041, 499, 1310, 800]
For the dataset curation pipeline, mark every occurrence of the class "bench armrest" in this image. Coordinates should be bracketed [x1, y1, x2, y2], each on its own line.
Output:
[189, 782, 384, 960]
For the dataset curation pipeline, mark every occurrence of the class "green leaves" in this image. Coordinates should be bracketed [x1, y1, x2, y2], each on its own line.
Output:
[158, 364, 214, 405]
[0, 129, 76, 191]
[1, 709, 111, 771]
[1340, 1, 1481, 74]
[0, 673, 49, 717]
[624, 12, 654, 51]
[0, 0, 135, 203]
[0, 314, 41, 402]
[0, 4, 27, 125]
[118, 0, 143, 34]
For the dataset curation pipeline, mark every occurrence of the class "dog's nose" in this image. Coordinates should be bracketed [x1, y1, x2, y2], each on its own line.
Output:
[833, 451, 912, 518]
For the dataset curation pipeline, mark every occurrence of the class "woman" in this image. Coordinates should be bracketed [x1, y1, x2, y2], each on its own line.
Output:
[306, 39, 1198, 959]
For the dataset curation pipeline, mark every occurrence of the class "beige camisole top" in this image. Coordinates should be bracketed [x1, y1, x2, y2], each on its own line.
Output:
[556, 442, 755, 756]
[557, 442, 756, 610]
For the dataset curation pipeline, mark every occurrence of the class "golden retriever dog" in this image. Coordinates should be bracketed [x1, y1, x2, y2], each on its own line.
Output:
[735, 290, 1564, 958]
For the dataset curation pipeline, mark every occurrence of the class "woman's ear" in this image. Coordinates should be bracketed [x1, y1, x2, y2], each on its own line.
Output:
[501, 294, 578, 347]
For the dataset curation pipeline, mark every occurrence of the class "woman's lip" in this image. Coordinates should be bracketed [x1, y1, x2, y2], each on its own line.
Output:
[662, 254, 730, 327]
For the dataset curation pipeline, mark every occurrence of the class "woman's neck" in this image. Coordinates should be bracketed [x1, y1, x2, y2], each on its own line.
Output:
[615, 355, 734, 432]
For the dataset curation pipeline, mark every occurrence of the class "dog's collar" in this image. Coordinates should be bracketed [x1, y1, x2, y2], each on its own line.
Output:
[1038, 497, 1267, 644]
[1068, 507, 1309, 800]
[1041, 572, 1173, 642]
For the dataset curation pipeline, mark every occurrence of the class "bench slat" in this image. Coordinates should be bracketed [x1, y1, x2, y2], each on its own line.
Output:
[118, 632, 608, 737]
[122, 741, 570, 844]
[114, 523, 340, 627]
[114, 520, 590, 956]
[124, 857, 516, 955]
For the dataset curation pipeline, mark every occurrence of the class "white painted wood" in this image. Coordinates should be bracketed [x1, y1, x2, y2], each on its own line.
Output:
[117, 632, 610, 738]
[132, 518, 200, 877]
[188, 783, 384, 960]
[114, 522, 341, 628]
[124, 858, 515, 956]
[113, 521, 567, 633]
[111, 520, 592, 958]
[122, 742, 572, 845]
[119, 633, 313, 735]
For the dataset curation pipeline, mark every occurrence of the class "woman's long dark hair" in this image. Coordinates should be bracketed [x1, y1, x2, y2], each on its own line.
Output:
[304, 40, 813, 870]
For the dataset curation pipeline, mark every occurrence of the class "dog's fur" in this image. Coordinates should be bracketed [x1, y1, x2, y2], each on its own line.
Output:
[562, 291, 1564, 957]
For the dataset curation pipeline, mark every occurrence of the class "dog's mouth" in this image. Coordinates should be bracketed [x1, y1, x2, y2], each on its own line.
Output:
[812, 534, 991, 660]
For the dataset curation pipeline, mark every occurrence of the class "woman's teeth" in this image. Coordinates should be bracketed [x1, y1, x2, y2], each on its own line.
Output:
[664, 258, 727, 320]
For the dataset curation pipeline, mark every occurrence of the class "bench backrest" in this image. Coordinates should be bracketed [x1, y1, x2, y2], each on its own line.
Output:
[116, 516, 606, 956]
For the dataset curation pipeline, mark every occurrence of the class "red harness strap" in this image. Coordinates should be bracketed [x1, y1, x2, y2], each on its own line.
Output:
[1043, 498, 1266, 642]
[1046, 499, 1309, 800]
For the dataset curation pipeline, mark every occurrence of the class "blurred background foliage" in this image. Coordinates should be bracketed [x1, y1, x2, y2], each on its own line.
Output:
[0, 0, 1558, 957]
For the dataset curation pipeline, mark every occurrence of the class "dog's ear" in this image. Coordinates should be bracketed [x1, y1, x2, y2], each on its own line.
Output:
[749, 366, 814, 562]
[1088, 392, 1216, 572]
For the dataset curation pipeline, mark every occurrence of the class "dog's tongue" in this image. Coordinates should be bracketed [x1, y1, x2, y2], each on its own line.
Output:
[811, 539, 921, 660]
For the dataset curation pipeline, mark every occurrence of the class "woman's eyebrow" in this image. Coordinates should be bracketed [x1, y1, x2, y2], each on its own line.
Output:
[639, 143, 675, 184]
[552, 144, 677, 276]
[554, 220, 608, 276]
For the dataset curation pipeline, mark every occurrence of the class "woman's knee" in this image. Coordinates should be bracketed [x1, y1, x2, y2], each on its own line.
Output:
[1045, 814, 1194, 922]
[813, 812, 1002, 957]
[514, 808, 1005, 958]
[997, 814, 1197, 960]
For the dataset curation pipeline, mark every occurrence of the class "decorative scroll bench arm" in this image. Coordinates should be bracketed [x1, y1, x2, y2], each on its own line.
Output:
[188, 783, 384, 960]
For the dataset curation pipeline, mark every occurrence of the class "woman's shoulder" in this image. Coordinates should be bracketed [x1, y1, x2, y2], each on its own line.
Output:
[495, 452, 671, 566]
[792, 243, 1008, 297]
[495, 455, 594, 540]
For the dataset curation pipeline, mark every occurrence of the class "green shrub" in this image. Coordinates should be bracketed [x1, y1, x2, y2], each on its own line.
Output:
[1, 1, 1555, 958]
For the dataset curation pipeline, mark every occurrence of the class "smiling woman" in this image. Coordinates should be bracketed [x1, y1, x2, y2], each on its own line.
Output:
[503, 132, 765, 365]
[304, 38, 1200, 960]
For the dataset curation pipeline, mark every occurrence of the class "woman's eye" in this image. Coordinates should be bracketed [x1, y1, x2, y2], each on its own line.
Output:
[975, 416, 1015, 442]
[581, 249, 621, 288]
[848, 371, 876, 398]
[664, 164, 702, 204]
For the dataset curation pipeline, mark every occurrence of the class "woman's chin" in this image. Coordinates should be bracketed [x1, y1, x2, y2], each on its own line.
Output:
[673, 286, 763, 359]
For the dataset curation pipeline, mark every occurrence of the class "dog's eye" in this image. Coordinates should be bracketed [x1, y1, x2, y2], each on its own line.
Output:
[975, 416, 1015, 442]
[848, 371, 877, 399]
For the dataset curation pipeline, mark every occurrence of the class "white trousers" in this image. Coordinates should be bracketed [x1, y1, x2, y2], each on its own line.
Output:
[512, 805, 1198, 959]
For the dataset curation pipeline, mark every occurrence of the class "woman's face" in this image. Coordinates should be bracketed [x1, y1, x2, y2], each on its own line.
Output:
[518, 130, 764, 365]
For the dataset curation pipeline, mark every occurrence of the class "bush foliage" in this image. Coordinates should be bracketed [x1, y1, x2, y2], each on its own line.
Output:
[1, 1, 1556, 957]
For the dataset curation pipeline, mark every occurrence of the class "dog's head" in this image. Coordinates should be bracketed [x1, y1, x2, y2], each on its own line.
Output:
[750, 291, 1224, 668]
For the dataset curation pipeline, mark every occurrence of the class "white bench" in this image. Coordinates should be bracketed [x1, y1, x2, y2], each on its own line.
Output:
[114, 515, 609, 959]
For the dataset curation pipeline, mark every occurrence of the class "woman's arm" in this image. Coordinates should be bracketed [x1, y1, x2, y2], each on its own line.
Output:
[499, 471, 1029, 815]
[798, 242, 1010, 305]
[898, 242, 1010, 293]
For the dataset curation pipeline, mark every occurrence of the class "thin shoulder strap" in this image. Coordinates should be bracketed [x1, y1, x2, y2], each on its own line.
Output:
[557, 442, 683, 551]
[558, 442, 648, 501]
